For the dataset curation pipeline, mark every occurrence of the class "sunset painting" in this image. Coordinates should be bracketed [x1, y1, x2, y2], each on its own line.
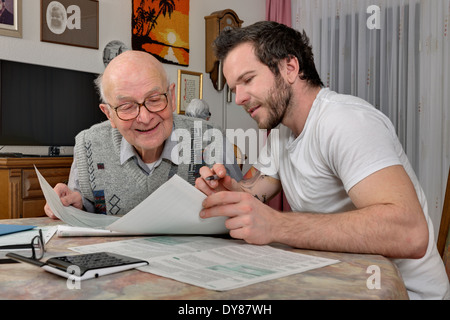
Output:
[132, 0, 190, 66]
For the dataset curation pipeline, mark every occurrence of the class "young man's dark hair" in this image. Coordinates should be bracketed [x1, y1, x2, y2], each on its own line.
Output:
[213, 20, 324, 88]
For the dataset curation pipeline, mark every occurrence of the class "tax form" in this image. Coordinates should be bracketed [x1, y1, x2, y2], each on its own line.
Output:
[71, 236, 340, 291]
[35, 167, 228, 235]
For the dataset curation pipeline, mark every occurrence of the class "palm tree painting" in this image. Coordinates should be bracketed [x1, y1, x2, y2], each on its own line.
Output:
[132, 0, 189, 66]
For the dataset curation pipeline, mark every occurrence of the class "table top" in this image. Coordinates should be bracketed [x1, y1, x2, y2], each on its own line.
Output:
[0, 218, 408, 300]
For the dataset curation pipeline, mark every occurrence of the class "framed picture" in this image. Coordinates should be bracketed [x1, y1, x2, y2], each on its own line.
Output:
[40, 0, 98, 49]
[0, 0, 22, 38]
[177, 70, 203, 114]
[132, 0, 190, 67]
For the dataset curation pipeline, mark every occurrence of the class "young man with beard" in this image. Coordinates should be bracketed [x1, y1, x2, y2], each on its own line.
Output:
[195, 21, 449, 300]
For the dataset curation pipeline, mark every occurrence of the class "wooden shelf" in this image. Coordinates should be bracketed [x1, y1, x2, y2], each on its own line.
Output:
[0, 157, 72, 219]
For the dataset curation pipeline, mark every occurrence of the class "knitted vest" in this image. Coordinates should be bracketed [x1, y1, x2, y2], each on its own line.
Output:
[74, 115, 216, 215]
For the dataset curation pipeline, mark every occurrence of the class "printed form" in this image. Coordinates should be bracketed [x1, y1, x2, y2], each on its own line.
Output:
[70, 236, 339, 291]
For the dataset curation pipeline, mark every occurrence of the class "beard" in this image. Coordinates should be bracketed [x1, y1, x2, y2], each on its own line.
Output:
[248, 74, 293, 129]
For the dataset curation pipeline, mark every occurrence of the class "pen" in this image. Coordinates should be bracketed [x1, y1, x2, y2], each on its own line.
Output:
[205, 174, 220, 181]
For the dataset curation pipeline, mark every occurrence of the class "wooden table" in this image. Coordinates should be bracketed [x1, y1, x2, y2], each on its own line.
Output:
[0, 218, 408, 300]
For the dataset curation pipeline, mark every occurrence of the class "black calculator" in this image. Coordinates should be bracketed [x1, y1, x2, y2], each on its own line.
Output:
[7, 252, 148, 281]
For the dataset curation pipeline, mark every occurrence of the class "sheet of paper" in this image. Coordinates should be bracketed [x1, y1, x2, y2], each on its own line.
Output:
[35, 167, 119, 229]
[0, 226, 57, 246]
[71, 236, 340, 291]
[56, 225, 127, 237]
[106, 174, 228, 235]
[36, 167, 227, 235]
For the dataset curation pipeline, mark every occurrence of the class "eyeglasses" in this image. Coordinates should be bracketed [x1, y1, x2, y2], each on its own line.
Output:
[108, 92, 169, 121]
[0, 229, 45, 263]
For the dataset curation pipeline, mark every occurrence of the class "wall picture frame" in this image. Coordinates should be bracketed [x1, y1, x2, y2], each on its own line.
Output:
[0, 0, 22, 38]
[132, 0, 190, 67]
[40, 0, 98, 49]
[177, 70, 203, 114]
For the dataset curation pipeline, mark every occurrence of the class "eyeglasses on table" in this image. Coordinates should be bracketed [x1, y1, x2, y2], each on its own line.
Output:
[0, 229, 45, 264]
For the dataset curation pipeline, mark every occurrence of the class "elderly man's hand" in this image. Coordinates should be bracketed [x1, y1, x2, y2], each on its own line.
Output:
[43, 183, 83, 219]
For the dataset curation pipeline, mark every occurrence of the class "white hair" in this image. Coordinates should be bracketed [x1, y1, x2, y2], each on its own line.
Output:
[185, 99, 211, 120]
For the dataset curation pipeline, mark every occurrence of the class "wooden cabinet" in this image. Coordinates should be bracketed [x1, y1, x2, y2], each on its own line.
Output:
[0, 157, 72, 219]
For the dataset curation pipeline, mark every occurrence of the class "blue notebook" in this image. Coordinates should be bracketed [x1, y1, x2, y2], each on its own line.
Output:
[0, 225, 36, 237]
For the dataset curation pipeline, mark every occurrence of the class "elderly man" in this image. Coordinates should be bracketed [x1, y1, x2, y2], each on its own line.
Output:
[195, 21, 449, 299]
[45, 50, 241, 217]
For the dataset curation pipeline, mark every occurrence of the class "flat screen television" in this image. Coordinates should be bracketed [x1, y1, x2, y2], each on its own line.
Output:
[0, 60, 106, 151]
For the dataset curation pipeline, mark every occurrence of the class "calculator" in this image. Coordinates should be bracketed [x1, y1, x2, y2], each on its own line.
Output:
[7, 252, 148, 281]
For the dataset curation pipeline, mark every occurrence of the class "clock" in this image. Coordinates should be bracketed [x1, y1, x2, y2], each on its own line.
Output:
[204, 9, 243, 91]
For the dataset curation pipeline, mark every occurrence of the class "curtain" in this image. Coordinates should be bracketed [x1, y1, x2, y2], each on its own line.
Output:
[266, 0, 292, 212]
[266, 0, 292, 25]
[295, 0, 420, 165]
[418, 0, 450, 236]
[294, 0, 450, 237]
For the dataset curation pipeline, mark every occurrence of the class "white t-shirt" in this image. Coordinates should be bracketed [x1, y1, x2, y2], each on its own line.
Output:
[255, 88, 450, 300]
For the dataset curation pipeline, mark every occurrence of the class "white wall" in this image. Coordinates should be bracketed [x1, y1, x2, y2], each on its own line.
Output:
[0, 0, 130, 73]
[0, 0, 265, 164]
